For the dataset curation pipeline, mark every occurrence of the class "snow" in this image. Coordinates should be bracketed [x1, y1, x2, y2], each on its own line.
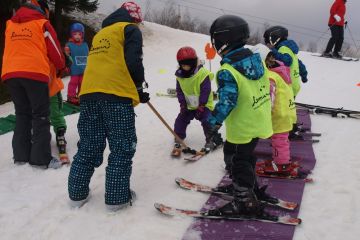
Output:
[1, 21, 360, 240]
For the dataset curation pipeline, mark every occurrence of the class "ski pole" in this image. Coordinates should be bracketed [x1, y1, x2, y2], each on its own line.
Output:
[346, 24, 360, 56]
[147, 101, 202, 155]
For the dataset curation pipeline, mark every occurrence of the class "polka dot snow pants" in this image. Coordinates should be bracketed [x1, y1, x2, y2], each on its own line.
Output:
[68, 100, 137, 205]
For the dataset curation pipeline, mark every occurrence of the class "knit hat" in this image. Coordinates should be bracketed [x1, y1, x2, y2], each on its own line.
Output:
[120, 1, 143, 23]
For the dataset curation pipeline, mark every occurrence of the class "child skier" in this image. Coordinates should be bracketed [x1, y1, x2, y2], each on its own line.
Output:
[64, 22, 89, 105]
[205, 15, 274, 217]
[68, 1, 149, 211]
[263, 26, 308, 97]
[252, 44, 297, 176]
[172, 46, 222, 156]
[263, 26, 307, 137]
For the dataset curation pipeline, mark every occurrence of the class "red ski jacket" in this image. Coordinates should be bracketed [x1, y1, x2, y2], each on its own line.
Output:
[328, 0, 346, 27]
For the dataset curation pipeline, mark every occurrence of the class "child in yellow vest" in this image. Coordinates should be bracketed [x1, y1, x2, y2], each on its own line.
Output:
[252, 44, 297, 176]
[172, 46, 222, 155]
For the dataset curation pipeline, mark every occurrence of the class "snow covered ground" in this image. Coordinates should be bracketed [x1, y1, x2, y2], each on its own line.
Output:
[0, 22, 360, 240]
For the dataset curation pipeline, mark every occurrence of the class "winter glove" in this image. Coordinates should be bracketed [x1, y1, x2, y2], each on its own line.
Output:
[345, 21, 348, 29]
[206, 124, 223, 147]
[334, 14, 341, 22]
[138, 90, 150, 103]
[64, 53, 73, 68]
[195, 105, 205, 119]
[301, 77, 308, 83]
[207, 124, 221, 140]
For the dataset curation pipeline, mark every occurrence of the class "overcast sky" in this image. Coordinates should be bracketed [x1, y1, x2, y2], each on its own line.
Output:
[98, 0, 360, 49]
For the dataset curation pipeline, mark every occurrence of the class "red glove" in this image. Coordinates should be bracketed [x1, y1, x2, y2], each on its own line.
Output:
[195, 105, 205, 119]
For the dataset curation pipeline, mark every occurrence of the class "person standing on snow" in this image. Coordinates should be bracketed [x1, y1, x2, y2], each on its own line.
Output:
[64, 23, 89, 105]
[172, 46, 222, 157]
[204, 15, 274, 217]
[263, 26, 307, 137]
[1, 0, 65, 169]
[251, 44, 297, 176]
[68, 1, 149, 212]
[323, 0, 347, 59]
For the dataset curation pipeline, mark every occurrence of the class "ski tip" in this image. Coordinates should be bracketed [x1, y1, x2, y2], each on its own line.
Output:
[175, 177, 184, 185]
[279, 215, 302, 225]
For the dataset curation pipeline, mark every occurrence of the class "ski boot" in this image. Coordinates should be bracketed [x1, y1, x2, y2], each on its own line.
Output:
[56, 127, 69, 164]
[171, 142, 182, 157]
[202, 132, 223, 153]
[321, 52, 332, 58]
[262, 161, 297, 177]
[207, 186, 265, 217]
[254, 184, 279, 205]
[332, 52, 343, 59]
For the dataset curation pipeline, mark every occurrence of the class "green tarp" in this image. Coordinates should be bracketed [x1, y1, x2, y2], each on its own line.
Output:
[0, 102, 80, 135]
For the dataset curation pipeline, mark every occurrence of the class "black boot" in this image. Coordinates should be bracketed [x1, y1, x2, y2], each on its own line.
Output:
[254, 184, 279, 205]
[56, 127, 69, 163]
[208, 186, 265, 217]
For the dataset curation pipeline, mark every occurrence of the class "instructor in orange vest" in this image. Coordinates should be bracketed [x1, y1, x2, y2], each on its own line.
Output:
[1, 0, 65, 169]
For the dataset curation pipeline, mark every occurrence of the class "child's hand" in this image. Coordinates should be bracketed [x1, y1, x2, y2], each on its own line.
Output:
[195, 105, 205, 119]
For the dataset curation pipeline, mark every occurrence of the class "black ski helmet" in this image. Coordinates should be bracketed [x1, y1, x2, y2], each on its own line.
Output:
[210, 15, 250, 55]
[263, 26, 288, 45]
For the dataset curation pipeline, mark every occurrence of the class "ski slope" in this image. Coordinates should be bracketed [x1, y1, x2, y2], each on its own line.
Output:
[0, 21, 360, 240]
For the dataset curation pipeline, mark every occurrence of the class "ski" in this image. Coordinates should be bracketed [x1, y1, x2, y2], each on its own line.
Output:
[171, 147, 182, 158]
[296, 102, 360, 119]
[311, 54, 359, 62]
[290, 138, 320, 143]
[59, 153, 70, 164]
[56, 133, 70, 164]
[297, 131, 321, 137]
[256, 166, 313, 182]
[156, 92, 177, 98]
[175, 177, 298, 210]
[154, 203, 301, 226]
[184, 150, 207, 161]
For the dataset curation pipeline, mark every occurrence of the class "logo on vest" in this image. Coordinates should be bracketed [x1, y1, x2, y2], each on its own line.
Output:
[89, 38, 111, 55]
[252, 84, 270, 109]
[289, 99, 295, 109]
[11, 28, 32, 41]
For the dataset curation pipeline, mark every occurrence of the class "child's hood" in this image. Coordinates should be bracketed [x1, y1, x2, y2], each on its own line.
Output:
[221, 48, 265, 81]
[277, 40, 299, 54]
[270, 60, 292, 84]
[102, 8, 135, 28]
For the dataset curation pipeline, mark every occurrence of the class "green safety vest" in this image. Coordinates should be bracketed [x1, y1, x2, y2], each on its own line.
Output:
[278, 46, 301, 97]
[176, 67, 214, 110]
[220, 63, 273, 144]
[269, 71, 297, 133]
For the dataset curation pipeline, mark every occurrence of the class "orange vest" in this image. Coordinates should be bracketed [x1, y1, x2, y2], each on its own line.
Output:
[1, 19, 50, 81]
[48, 63, 64, 97]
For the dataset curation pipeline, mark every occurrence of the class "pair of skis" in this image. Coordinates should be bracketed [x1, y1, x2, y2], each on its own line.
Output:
[311, 53, 359, 62]
[155, 178, 301, 225]
[290, 131, 321, 143]
[296, 102, 360, 119]
[171, 147, 208, 161]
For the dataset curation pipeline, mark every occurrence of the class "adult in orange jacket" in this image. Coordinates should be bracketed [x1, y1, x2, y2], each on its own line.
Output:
[1, 0, 65, 169]
[323, 0, 347, 58]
